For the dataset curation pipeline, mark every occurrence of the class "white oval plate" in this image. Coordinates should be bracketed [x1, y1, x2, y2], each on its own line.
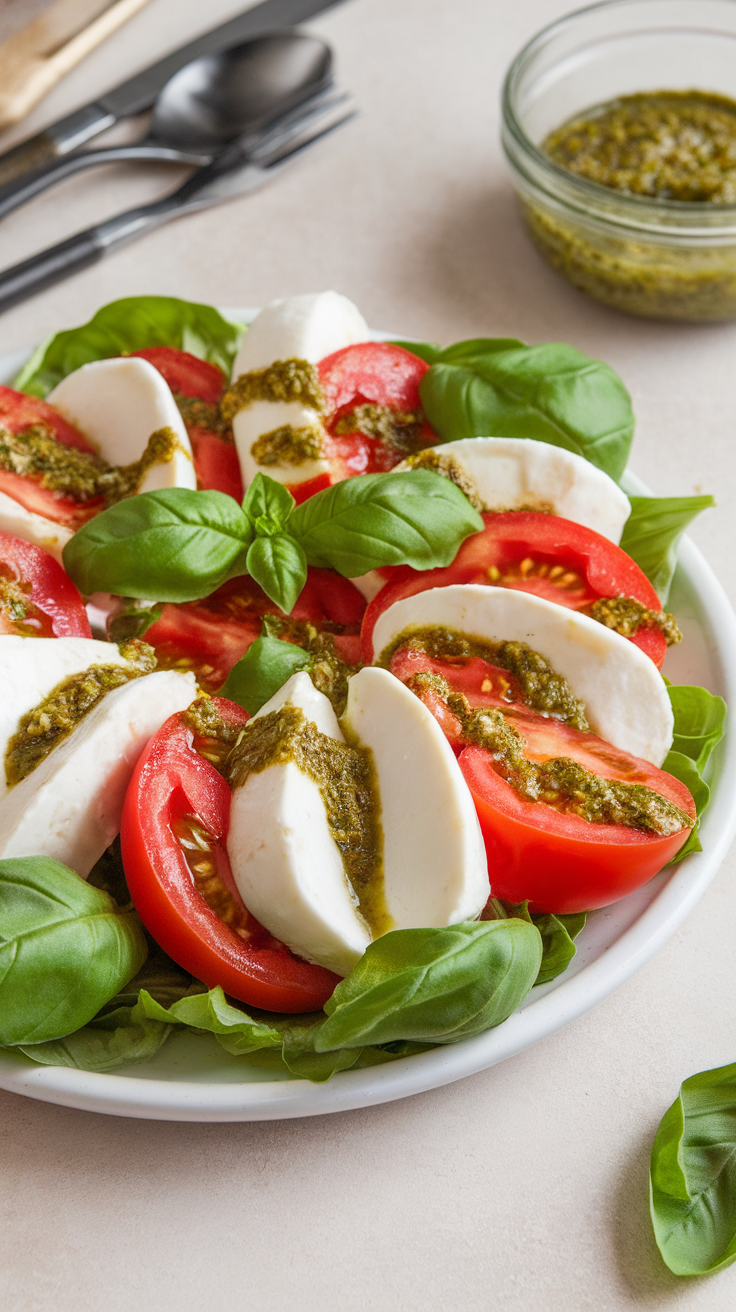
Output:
[1, 330, 734, 1122]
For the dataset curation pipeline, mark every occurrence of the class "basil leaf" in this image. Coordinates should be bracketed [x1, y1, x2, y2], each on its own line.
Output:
[662, 750, 709, 863]
[0, 856, 147, 1046]
[245, 534, 307, 613]
[493, 899, 586, 985]
[420, 340, 634, 480]
[669, 684, 727, 771]
[63, 489, 253, 602]
[14, 295, 245, 396]
[315, 919, 542, 1050]
[289, 470, 483, 576]
[242, 471, 295, 532]
[620, 495, 715, 603]
[221, 634, 311, 713]
[387, 340, 443, 364]
[650, 1062, 736, 1275]
[15, 996, 171, 1073]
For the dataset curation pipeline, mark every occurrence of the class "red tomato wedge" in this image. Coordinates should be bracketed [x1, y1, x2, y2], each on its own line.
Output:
[0, 531, 91, 637]
[389, 645, 694, 913]
[362, 511, 669, 667]
[121, 697, 339, 1011]
[132, 347, 244, 502]
[136, 567, 366, 692]
[0, 385, 99, 526]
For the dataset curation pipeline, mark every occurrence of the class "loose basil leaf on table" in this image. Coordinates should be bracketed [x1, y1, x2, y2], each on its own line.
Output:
[13, 295, 246, 396]
[417, 338, 634, 481]
[620, 494, 715, 603]
[0, 856, 146, 1047]
[289, 469, 483, 576]
[221, 634, 312, 715]
[63, 489, 253, 602]
[650, 1061, 736, 1276]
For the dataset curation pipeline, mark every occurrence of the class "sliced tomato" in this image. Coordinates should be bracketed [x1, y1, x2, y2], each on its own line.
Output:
[391, 645, 694, 913]
[132, 347, 244, 502]
[135, 567, 366, 691]
[362, 511, 669, 667]
[121, 697, 339, 1011]
[0, 531, 91, 637]
[0, 386, 100, 526]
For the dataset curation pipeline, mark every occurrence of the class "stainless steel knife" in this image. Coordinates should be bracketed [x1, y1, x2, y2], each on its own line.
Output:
[0, 0, 347, 187]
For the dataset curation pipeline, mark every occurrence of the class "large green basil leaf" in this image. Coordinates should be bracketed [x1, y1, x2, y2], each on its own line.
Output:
[289, 469, 483, 576]
[63, 488, 253, 601]
[0, 856, 147, 1046]
[662, 750, 709, 863]
[221, 634, 311, 713]
[620, 495, 715, 603]
[419, 340, 634, 480]
[245, 533, 307, 614]
[492, 899, 586, 985]
[668, 685, 727, 772]
[15, 997, 171, 1073]
[388, 340, 442, 364]
[650, 1061, 736, 1276]
[14, 295, 245, 396]
[315, 919, 542, 1050]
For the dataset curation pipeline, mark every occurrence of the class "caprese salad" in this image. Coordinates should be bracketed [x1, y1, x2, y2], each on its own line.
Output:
[0, 292, 725, 1080]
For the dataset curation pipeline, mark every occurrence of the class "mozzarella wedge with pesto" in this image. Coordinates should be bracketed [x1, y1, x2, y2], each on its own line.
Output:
[342, 667, 488, 927]
[395, 439, 631, 542]
[230, 292, 369, 490]
[48, 357, 195, 493]
[0, 669, 196, 876]
[227, 672, 371, 977]
[0, 491, 72, 563]
[370, 584, 673, 765]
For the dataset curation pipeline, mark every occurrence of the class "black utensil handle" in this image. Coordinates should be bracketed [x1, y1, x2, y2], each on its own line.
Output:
[0, 105, 114, 188]
[0, 145, 205, 222]
[0, 230, 105, 313]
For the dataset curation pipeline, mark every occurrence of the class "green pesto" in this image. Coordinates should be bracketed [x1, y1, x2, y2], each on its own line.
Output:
[262, 613, 360, 716]
[379, 626, 589, 730]
[5, 640, 156, 788]
[181, 695, 244, 772]
[0, 573, 30, 626]
[0, 423, 186, 507]
[220, 359, 324, 423]
[173, 390, 230, 438]
[588, 595, 682, 645]
[250, 423, 323, 467]
[544, 92, 736, 203]
[410, 672, 690, 836]
[333, 404, 425, 455]
[400, 449, 486, 511]
[225, 704, 389, 935]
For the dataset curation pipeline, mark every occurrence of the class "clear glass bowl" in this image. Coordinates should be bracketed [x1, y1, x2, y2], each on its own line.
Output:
[502, 0, 736, 321]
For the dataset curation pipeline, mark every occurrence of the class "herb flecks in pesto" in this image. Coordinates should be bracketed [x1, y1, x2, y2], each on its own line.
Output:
[588, 595, 682, 645]
[173, 391, 231, 438]
[226, 704, 388, 934]
[262, 614, 360, 716]
[410, 672, 690, 836]
[251, 424, 324, 467]
[334, 404, 425, 456]
[401, 449, 485, 510]
[381, 626, 589, 730]
[0, 423, 187, 508]
[0, 571, 34, 632]
[5, 640, 156, 788]
[545, 91, 736, 203]
[221, 359, 324, 423]
[181, 695, 244, 772]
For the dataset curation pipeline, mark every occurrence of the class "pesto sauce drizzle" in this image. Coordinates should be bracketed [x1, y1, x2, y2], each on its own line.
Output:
[262, 614, 360, 716]
[5, 640, 156, 788]
[220, 359, 324, 423]
[400, 449, 485, 510]
[250, 424, 324, 467]
[172, 391, 231, 438]
[0, 573, 31, 628]
[0, 423, 186, 507]
[379, 626, 590, 730]
[334, 403, 425, 455]
[588, 595, 682, 645]
[225, 704, 389, 935]
[411, 672, 690, 836]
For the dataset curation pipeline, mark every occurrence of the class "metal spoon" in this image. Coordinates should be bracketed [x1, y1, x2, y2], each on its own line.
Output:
[0, 31, 332, 221]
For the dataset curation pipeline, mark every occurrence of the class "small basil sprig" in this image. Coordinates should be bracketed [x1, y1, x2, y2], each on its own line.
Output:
[0, 856, 146, 1046]
[620, 494, 715, 603]
[650, 1061, 736, 1276]
[64, 468, 483, 613]
[221, 634, 312, 714]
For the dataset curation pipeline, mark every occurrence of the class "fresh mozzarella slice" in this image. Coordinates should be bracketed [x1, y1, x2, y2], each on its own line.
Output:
[394, 438, 631, 543]
[350, 570, 390, 603]
[342, 667, 488, 927]
[231, 291, 369, 490]
[0, 634, 134, 800]
[227, 672, 370, 975]
[370, 583, 673, 766]
[0, 491, 72, 563]
[48, 357, 195, 493]
[0, 670, 196, 876]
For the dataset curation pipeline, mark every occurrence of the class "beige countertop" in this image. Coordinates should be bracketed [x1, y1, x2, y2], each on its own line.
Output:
[1, 2, 736, 1308]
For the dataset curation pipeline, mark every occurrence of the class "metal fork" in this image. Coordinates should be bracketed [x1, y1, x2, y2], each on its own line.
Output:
[0, 86, 357, 315]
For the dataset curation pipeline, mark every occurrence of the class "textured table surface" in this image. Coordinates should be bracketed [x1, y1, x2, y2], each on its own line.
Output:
[1, 2, 736, 1308]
